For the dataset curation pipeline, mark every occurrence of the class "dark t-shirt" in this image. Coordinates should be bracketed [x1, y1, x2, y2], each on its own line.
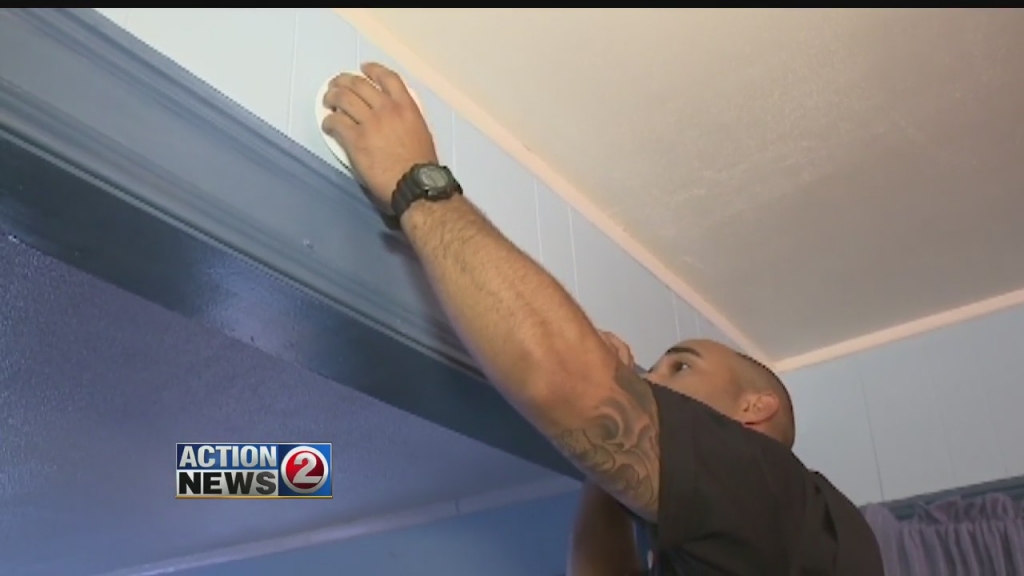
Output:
[641, 383, 884, 575]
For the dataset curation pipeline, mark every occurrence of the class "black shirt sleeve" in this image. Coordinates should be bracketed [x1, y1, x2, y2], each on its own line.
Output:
[650, 382, 810, 574]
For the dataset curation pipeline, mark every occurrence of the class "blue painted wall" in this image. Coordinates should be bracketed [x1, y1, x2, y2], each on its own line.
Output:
[181, 490, 578, 576]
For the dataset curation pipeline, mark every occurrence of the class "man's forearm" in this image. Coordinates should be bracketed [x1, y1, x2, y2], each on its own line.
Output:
[399, 195, 609, 407]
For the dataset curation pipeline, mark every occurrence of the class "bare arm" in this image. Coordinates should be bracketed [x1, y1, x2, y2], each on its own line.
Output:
[568, 482, 645, 576]
[320, 62, 661, 520]
[401, 197, 661, 521]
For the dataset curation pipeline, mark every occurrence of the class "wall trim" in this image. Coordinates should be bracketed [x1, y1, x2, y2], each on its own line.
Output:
[100, 477, 580, 576]
[775, 286, 1024, 373]
[0, 8, 573, 477]
[335, 8, 769, 364]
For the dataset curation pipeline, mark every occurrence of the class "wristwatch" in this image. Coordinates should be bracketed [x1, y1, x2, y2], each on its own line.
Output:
[390, 163, 463, 221]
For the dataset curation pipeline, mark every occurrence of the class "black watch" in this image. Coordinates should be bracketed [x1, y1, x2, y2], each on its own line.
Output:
[390, 163, 463, 221]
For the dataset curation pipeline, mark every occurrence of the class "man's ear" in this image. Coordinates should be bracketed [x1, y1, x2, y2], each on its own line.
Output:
[739, 391, 780, 426]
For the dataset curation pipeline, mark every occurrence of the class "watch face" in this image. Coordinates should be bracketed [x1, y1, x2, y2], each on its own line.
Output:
[416, 165, 450, 189]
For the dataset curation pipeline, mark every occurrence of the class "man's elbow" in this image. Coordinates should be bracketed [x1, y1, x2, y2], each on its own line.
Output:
[519, 338, 616, 409]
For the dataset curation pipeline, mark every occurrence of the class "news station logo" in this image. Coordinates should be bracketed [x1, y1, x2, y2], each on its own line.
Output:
[176, 443, 332, 499]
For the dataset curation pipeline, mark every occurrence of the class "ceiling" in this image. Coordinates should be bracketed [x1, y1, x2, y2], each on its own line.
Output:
[349, 8, 1024, 360]
[0, 237, 561, 576]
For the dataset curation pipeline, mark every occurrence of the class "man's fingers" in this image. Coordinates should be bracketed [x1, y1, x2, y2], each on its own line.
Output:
[323, 86, 374, 126]
[330, 72, 386, 110]
[598, 330, 634, 366]
[361, 62, 414, 105]
[321, 110, 358, 143]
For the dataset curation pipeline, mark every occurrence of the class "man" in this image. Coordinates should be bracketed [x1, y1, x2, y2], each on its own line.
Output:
[321, 62, 884, 575]
[569, 332, 883, 574]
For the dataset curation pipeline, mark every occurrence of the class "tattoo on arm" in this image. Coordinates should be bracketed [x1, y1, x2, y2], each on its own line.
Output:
[551, 362, 661, 520]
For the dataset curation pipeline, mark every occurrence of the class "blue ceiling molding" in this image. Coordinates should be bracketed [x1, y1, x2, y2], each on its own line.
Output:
[0, 8, 577, 479]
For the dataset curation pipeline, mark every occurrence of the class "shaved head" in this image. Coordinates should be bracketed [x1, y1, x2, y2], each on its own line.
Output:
[644, 339, 796, 449]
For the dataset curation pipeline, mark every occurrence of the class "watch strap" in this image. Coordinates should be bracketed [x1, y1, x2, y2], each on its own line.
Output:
[390, 176, 420, 220]
[390, 163, 462, 221]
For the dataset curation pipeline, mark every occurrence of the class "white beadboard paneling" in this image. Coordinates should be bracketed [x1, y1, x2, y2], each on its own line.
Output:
[968, 304, 1024, 477]
[784, 357, 882, 505]
[357, 35, 455, 166]
[571, 211, 677, 367]
[120, 9, 297, 133]
[288, 10, 359, 165]
[857, 335, 955, 500]
[911, 319, 1007, 487]
[535, 180, 577, 298]
[451, 116, 541, 259]
[95, 8, 131, 28]
[696, 313, 742, 353]
[673, 295, 701, 343]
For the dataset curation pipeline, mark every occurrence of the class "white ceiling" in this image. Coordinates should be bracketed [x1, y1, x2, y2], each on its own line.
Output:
[0, 238, 561, 576]
[350, 8, 1024, 360]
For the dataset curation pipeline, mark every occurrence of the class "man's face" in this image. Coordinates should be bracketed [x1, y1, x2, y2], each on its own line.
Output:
[642, 339, 745, 419]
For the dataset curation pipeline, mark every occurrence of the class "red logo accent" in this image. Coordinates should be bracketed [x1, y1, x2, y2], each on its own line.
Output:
[281, 446, 329, 494]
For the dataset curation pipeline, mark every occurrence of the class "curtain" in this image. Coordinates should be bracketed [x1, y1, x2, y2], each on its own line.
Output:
[863, 493, 1024, 575]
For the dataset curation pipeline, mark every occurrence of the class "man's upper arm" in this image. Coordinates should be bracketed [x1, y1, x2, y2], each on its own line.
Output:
[543, 361, 662, 522]
[537, 360, 806, 556]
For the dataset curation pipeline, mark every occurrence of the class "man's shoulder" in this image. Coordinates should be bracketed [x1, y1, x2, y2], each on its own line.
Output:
[806, 470, 867, 533]
[807, 470, 862, 514]
[806, 471, 885, 574]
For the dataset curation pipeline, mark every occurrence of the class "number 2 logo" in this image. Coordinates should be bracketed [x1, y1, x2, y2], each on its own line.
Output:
[282, 445, 329, 495]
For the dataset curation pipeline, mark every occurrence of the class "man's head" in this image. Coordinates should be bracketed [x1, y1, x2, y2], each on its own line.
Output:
[643, 339, 795, 448]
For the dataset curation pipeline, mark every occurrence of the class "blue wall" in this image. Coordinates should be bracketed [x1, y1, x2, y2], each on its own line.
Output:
[182, 491, 578, 576]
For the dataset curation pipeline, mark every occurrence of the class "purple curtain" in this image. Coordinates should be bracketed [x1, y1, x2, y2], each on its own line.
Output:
[863, 493, 1024, 575]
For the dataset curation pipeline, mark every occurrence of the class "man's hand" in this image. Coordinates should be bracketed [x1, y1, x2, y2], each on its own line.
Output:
[599, 331, 635, 369]
[320, 62, 436, 211]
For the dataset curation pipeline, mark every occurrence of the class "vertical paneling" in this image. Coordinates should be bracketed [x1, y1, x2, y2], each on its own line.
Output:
[288, 9, 359, 165]
[535, 180, 578, 298]
[838, 303, 1023, 501]
[95, 8, 130, 28]
[911, 318, 1007, 488]
[857, 335, 956, 500]
[783, 357, 882, 505]
[570, 211, 677, 367]
[962, 304, 1024, 477]
[451, 116, 541, 259]
[779, 303, 1024, 505]
[696, 313, 742, 353]
[673, 295, 701, 343]
[116, 9, 297, 133]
